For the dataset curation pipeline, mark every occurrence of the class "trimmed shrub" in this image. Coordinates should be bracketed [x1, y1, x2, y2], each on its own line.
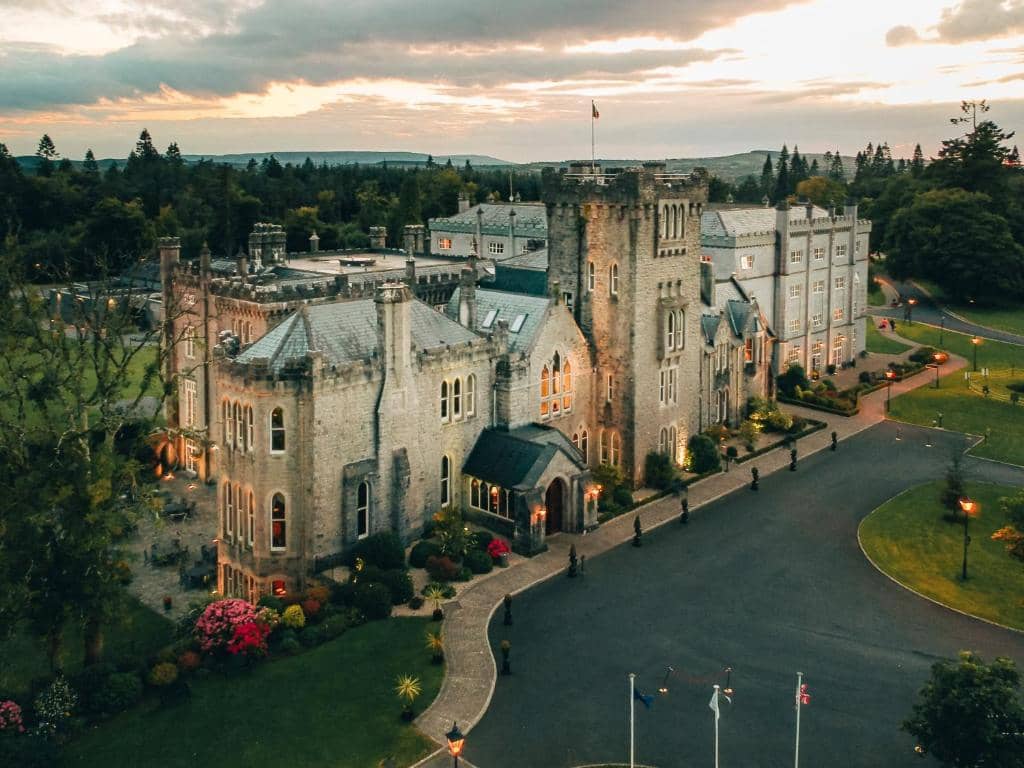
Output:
[409, 540, 442, 568]
[91, 672, 143, 715]
[74, 663, 116, 716]
[408, 595, 425, 610]
[858, 371, 872, 384]
[347, 531, 406, 570]
[456, 566, 473, 582]
[777, 364, 810, 397]
[377, 569, 415, 605]
[473, 530, 495, 552]
[301, 599, 322, 620]
[281, 604, 306, 630]
[738, 419, 760, 450]
[725, 446, 738, 460]
[687, 434, 722, 474]
[908, 346, 939, 364]
[643, 450, 679, 491]
[612, 485, 634, 510]
[702, 423, 730, 443]
[465, 548, 493, 575]
[592, 463, 632, 517]
[765, 409, 794, 432]
[257, 595, 284, 612]
[177, 651, 201, 673]
[305, 584, 331, 604]
[147, 663, 179, 688]
[353, 582, 393, 620]
[426, 555, 461, 582]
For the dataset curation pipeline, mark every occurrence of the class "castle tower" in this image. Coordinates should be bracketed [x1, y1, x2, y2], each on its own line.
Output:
[543, 163, 707, 485]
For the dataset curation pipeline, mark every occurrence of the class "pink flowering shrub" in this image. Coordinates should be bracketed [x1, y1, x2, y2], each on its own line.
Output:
[0, 700, 24, 733]
[194, 599, 261, 654]
[487, 538, 510, 560]
[227, 621, 270, 658]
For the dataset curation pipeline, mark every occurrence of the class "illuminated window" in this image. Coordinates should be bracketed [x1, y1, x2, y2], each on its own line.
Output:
[270, 407, 285, 452]
[540, 365, 550, 417]
[741, 254, 754, 270]
[745, 338, 754, 363]
[438, 238, 452, 250]
[272, 580, 286, 597]
[357, 481, 370, 539]
[813, 247, 825, 261]
[833, 307, 845, 321]
[271, 494, 286, 550]
[562, 359, 572, 411]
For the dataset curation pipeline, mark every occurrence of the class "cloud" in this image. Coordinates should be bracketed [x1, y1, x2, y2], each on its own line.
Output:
[887, 0, 1024, 46]
[885, 25, 920, 47]
[0, 0, 802, 111]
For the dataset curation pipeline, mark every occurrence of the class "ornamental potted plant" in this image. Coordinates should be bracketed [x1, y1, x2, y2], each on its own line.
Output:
[163, 595, 173, 612]
[424, 584, 446, 621]
[488, 538, 511, 567]
[395, 674, 422, 722]
[426, 631, 444, 664]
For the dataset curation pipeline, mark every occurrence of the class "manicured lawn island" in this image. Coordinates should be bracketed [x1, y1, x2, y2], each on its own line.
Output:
[889, 325, 1024, 466]
[859, 481, 1024, 630]
[866, 320, 914, 355]
[61, 618, 443, 768]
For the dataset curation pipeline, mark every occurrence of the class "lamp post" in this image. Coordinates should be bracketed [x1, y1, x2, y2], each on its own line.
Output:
[885, 369, 896, 412]
[932, 352, 943, 388]
[906, 296, 917, 324]
[958, 497, 977, 581]
[972, 336, 981, 372]
[939, 314, 946, 345]
[446, 722, 465, 768]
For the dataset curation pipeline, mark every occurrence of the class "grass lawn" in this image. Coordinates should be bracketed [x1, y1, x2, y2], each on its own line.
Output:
[859, 480, 1024, 630]
[888, 324, 1024, 465]
[0, 597, 173, 697]
[61, 617, 443, 768]
[866, 320, 913, 354]
[910, 278, 1024, 337]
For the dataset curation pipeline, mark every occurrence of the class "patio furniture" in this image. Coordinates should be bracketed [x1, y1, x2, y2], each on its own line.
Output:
[163, 500, 190, 522]
[183, 561, 216, 590]
[151, 540, 188, 568]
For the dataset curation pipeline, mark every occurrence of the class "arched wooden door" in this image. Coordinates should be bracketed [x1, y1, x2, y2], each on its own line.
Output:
[545, 478, 565, 535]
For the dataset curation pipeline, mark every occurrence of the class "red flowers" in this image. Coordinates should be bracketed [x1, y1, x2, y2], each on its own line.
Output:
[487, 539, 510, 560]
[227, 620, 270, 657]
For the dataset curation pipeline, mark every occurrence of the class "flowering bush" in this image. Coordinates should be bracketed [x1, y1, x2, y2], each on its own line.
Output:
[301, 599, 321, 619]
[34, 676, 78, 734]
[0, 700, 25, 733]
[193, 599, 261, 654]
[281, 604, 306, 630]
[147, 663, 179, 687]
[305, 583, 331, 604]
[177, 651, 201, 673]
[487, 538, 510, 560]
[257, 606, 281, 630]
[227, 621, 271, 658]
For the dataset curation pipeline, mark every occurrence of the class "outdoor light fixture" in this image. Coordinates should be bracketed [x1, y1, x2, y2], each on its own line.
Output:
[723, 667, 734, 697]
[658, 666, 674, 695]
[885, 369, 896, 411]
[958, 496, 978, 581]
[446, 721, 465, 768]
[972, 336, 981, 372]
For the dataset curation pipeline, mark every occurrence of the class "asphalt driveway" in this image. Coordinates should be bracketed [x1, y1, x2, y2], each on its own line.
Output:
[467, 422, 1024, 768]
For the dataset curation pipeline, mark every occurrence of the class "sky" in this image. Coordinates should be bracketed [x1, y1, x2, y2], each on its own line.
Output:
[1, 0, 1023, 162]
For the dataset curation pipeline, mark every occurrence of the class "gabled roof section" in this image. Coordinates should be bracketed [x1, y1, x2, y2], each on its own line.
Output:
[701, 205, 829, 239]
[235, 297, 479, 374]
[497, 248, 548, 271]
[462, 424, 586, 490]
[430, 203, 548, 238]
[445, 287, 551, 353]
[700, 314, 721, 345]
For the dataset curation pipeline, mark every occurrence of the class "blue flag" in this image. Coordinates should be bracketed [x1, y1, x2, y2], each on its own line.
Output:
[634, 687, 655, 709]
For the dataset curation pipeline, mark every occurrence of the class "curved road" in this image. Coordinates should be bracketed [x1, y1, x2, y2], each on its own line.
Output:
[869, 280, 1024, 347]
[467, 422, 1024, 768]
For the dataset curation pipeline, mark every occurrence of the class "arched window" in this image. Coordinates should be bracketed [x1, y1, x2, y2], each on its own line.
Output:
[600, 430, 609, 464]
[222, 399, 231, 445]
[540, 365, 550, 417]
[270, 407, 285, 452]
[235, 483, 243, 543]
[440, 380, 449, 422]
[222, 481, 231, 538]
[562, 360, 572, 411]
[245, 321, 253, 344]
[610, 263, 619, 296]
[465, 375, 476, 417]
[610, 432, 621, 466]
[225, 482, 234, 538]
[674, 310, 684, 350]
[662, 206, 669, 239]
[247, 490, 255, 546]
[453, 378, 462, 419]
[669, 426, 678, 464]
[270, 494, 287, 550]
[666, 312, 676, 351]
[580, 429, 589, 463]
[659, 427, 668, 455]
[440, 455, 451, 507]
[550, 353, 560, 415]
[588, 261, 596, 291]
[471, 478, 480, 509]
[234, 403, 243, 450]
[357, 481, 370, 539]
[246, 405, 254, 451]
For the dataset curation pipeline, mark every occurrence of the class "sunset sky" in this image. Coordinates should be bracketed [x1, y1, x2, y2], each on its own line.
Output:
[2, 0, 1023, 162]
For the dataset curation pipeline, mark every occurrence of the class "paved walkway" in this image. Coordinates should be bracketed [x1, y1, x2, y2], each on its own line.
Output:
[412, 335, 966, 764]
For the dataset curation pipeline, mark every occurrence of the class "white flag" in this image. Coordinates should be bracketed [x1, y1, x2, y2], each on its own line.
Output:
[709, 690, 720, 721]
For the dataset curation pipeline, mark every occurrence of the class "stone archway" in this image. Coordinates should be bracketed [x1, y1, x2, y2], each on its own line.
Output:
[544, 478, 565, 535]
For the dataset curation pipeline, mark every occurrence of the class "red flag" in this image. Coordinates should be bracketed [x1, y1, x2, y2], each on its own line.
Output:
[592, 101, 600, 119]
[798, 683, 811, 706]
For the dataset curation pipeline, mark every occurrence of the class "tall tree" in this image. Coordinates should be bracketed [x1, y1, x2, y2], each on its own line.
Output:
[36, 134, 58, 176]
[911, 143, 925, 176]
[828, 150, 846, 183]
[773, 145, 790, 203]
[760, 154, 774, 200]
[83, 148, 99, 174]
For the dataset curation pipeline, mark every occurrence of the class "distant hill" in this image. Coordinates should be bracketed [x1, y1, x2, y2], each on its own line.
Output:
[181, 151, 515, 167]
[14, 149, 854, 179]
[523, 151, 856, 183]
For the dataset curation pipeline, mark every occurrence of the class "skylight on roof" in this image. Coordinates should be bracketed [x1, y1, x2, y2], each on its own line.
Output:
[481, 309, 498, 329]
[509, 314, 526, 333]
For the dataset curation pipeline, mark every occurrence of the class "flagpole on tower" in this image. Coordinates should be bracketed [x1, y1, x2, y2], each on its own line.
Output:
[712, 684, 721, 768]
[628, 672, 635, 768]
[591, 100, 598, 174]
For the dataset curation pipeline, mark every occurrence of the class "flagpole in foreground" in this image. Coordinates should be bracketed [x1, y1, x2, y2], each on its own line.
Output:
[629, 672, 636, 768]
[794, 672, 803, 768]
[712, 684, 721, 768]
[591, 100, 598, 174]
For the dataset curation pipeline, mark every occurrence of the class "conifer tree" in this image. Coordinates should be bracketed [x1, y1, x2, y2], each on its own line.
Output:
[828, 150, 846, 182]
[83, 148, 98, 174]
[773, 145, 790, 202]
[911, 143, 925, 176]
[165, 142, 182, 164]
[809, 158, 820, 177]
[760, 154, 774, 200]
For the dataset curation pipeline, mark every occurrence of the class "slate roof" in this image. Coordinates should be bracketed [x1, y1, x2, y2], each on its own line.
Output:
[430, 203, 548, 238]
[701, 205, 829, 238]
[445, 287, 551, 353]
[235, 297, 479, 374]
[700, 314, 721, 345]
[462, 425, 586, 489]
[497, 248, 548, 271]
[700, 277, 769, 342]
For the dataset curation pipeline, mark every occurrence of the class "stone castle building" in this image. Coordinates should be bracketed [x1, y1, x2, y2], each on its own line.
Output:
[162, 163, 778, 601]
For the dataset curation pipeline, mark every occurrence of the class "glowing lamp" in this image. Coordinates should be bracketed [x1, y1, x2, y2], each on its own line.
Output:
[271, 580, 287, 597]
[446, 721, 465, 760]
[885, 370, 896, 380]
[958, 497, 977, 516]
[907, 297, 917, 306]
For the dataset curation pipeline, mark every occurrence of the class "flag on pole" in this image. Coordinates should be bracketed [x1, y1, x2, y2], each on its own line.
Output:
[592, 101, 600, 119]
[708, 689, 731, 720]
[798, 683, 811, 706]
[633, 687, 655, 710]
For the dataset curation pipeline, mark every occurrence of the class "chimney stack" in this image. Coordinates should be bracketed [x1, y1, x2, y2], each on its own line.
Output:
[458, 268, 477, 328]
[507, 207, 516, 258]
[309, 231, 320, 253]
[199, 241, 211, 276]
[700, 261, 714, 306]
[405, 255, 417, 287]
[369, 226, 387, 250]
[375, 282, 413, 385]
[236, 248, 248, 282]
[458, 192, 470, 213]
[475, 206, 484, 259]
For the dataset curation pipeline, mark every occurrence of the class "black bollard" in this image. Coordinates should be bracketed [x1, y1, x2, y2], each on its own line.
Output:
[502, 593, 513, 626]
[750, 467, 759, 491]
[680, 498, 690, 524]
[633, 515, 643, 547]
[831, 431, 838, 451]
[500, 640, 511, 675]
[568, 544, 578, 578]
[790, 448, 797, 471]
